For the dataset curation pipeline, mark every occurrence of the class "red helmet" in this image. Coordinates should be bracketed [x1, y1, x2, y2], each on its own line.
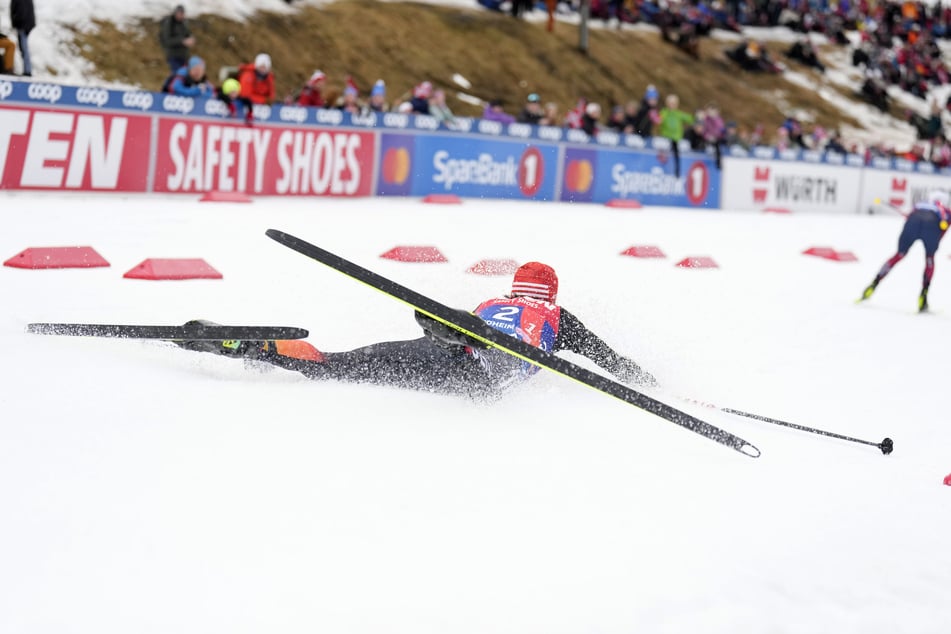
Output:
[511, 261, 558, 302]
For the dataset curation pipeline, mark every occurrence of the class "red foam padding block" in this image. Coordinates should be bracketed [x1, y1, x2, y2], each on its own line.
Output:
[621, 245, 666, 258]
[199, 191, 253, 203]
[676, 256, 718, 269]
[380, 246, 448, 263]
[606, 198, 642, 209]
[123, 258, 223, 280]
[4, 246, 110, 269]
[763, 207, 792, 214]
[467, 259, 520, 276]
[422, 194, 462, 204]
[802, 247, 837, 259]
[831, 251, 858, 262]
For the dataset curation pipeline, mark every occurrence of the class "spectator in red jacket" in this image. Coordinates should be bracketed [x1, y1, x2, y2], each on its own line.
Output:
[238, 53, 276, 105]
[296, 70, 327, 108]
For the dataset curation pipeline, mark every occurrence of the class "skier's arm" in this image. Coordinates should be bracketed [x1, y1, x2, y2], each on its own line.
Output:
[555, 309, 656, 386]
[414, 310, 488, 350]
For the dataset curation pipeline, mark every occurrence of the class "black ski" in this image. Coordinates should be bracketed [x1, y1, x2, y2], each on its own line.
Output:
[265, 228, 760, 458]
[27, 322, 309, 340]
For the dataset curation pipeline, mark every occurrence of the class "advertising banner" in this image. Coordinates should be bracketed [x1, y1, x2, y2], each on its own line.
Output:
[152, 118, 376, 195]
[376, 133, 559, 200]
[560, 146, 720, 208]
[0, 105, 152, 191]
[722, 157, 863, 213]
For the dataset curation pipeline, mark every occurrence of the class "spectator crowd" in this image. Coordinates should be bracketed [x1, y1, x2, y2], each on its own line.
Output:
[148, 1, 951, 171]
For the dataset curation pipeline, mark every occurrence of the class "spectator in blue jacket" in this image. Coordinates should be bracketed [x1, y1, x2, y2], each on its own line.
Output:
[167, 55, 214, 97]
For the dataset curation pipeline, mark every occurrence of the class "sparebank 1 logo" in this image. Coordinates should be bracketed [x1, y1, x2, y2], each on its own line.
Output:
[518, 146, 544, 197]
[564, 158, 594, 193]
[381, 146, 411, 185]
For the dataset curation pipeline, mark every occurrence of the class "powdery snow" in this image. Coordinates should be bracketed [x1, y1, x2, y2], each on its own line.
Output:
[2, 192, 950, 632]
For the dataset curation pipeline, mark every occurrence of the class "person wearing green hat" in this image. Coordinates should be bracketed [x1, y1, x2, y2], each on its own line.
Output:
[218, 76, 254, 124]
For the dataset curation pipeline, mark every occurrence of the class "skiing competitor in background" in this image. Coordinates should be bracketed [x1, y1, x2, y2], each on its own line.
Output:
[178, 262, 656, 398]
[860, 189, 951, 312]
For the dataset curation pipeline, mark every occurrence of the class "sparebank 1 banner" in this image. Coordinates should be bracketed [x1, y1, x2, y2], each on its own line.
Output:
[152, 118, 376, 196]
[559, 146, 721, 208]
[376, 133, 559, 201]
[0, 105, 152, 191]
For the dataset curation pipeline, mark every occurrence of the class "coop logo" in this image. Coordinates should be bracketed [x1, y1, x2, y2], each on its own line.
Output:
[252, 105, 271, 121]
[350, 112, 377, 127]
[432, 151, 517, 190]
[452, 118, 473, 133]
[624, 134, 646, 149]
[414, 115, 439, 131]
[566, 129, 589, 144]
[121, 91, 154, 110]
[315, 109, 343, 126]
[279, 106, 308, 124]
[162, 95, 194, 114]
[537, 125, 562, 142]
[597, 130, 620, 147]
[382, 113, 408, 129]
[0, 81, 12, 100]
[76, 87, 110, 108]
[203, 99, 229, 117]
[477, 120, 502, 136]
[27, 83, 63, 104]
[507, 123, 532, 139]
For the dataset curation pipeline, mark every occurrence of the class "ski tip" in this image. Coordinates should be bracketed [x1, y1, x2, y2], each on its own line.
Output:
[740, 443, 761, 458]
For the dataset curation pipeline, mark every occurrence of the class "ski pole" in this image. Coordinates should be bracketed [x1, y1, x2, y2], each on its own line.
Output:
[719, 407, 894, 455]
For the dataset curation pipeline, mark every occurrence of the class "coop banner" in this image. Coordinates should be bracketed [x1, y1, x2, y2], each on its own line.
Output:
[559, 146, 721, 208]
[0, 105, 152, 191]
[152, 118, 376, 196]
[376, 133, 559, 200]
[721, 157, 863, 213]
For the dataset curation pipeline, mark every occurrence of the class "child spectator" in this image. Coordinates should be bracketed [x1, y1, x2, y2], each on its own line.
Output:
[630, 85, 661, 137]
[166, 55, 214, 97]
[409, 81, 433, 115]
[581, 102, 601, 136]
[158, 4, 194, 73]
[238, 53, 276, 105]
[219, 77, 253, 124]
[366, 79, 388, 113]
[334, 77, 361, 114]
[540, 101, 560, 126]
[658, 94, 694, 177]
[296, 70, 327, 108]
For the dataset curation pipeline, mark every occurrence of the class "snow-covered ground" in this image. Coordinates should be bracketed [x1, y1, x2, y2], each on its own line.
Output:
[2, 192, 950, 633]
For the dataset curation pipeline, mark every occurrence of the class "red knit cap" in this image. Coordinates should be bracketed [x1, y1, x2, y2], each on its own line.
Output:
[511, 261, 558, 302]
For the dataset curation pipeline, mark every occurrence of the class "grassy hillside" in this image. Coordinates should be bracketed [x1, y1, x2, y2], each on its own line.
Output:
[68, 0, 877, 145]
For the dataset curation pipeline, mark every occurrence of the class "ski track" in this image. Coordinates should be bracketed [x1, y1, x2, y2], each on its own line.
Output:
[2, 192, 950, 633]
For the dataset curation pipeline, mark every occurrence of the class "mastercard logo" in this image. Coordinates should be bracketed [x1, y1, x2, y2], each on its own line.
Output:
[564, 159, 593, 193]
[382, 147, 411, 184]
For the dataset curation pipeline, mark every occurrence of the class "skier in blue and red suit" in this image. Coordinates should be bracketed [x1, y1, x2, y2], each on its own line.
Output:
[179, 262, 656, 397]
[860, 189, 951, 312]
